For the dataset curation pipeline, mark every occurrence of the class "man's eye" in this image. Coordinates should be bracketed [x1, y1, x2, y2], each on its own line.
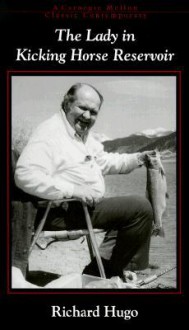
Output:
[78, 107, 97, 116]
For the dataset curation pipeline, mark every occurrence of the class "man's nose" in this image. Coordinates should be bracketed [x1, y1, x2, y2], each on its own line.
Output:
[82, 111, 91, 120]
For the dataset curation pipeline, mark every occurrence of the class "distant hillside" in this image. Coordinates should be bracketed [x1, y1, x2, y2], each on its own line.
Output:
[103, 135, 156, 153]
[138, 132, 176, 153]
[103, 132, 176, 154]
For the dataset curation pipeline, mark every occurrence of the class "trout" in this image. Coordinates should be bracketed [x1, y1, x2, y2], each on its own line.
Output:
[146, 151, 168, 237]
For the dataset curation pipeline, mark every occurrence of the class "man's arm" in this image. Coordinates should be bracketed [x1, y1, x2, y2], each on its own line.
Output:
[95, 141, 153, 175]
[15, 139, 97, 205]
[96, 147, 141, 175]
[15, 140, 74, 200]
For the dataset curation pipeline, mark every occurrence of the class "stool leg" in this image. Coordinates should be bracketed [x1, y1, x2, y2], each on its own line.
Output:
[86, 234, 95, 261]
[28, 201, 52, 257]
[82, 203, 106, 278]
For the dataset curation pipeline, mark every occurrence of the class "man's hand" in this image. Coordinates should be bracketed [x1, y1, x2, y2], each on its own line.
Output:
[138, 150, 156, 165]
[72, 185, 98, 207]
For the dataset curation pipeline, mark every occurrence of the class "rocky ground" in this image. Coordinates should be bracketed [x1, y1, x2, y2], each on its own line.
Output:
[28, 230, 177, 290]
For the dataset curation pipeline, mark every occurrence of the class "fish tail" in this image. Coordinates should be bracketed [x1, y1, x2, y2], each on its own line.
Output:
[151, 226, 165, 238]
[158, 227, 165, 237]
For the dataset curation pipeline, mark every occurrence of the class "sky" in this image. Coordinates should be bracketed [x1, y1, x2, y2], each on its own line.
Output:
[12, 75, 176, 140]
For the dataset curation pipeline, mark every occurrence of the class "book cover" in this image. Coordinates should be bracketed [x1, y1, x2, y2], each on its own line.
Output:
[0, 0, 187, 326]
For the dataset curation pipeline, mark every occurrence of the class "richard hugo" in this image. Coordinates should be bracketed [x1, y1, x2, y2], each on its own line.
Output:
[51, 305, 138, 321]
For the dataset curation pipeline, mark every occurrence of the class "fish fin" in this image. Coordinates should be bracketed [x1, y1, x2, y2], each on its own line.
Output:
[166, 192, 169, 199]
[160, 166, 166, 176]
[162, 207, 169, 218]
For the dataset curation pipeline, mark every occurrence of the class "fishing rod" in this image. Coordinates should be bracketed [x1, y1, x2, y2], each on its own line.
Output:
[137, 265, 176, 287]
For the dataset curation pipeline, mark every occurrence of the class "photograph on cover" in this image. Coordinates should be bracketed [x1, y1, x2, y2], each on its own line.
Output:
[10, 75, 177, 291]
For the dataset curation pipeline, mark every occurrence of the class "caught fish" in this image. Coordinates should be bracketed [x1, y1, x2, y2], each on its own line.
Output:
[146, 151, 168, 237]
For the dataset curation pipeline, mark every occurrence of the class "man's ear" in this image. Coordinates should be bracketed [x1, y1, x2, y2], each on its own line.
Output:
[63, 100, 71, 114]
[62, 101, 68, 113]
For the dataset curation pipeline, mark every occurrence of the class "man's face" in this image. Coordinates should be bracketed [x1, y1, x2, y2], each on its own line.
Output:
[65, 86, 101, 137]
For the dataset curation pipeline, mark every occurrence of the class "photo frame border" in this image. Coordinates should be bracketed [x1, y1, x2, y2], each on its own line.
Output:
[6, 70, 182, 295]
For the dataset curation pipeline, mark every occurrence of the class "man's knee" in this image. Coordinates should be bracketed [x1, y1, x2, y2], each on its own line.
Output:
[132, 195, 153, 226]
[140, 197, 153, 219]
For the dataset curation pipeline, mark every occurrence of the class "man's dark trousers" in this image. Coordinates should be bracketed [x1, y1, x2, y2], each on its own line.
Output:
[43, 194, 153, 277]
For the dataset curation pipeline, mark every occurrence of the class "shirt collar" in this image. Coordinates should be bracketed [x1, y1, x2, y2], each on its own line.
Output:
[59, 109, 89, 143]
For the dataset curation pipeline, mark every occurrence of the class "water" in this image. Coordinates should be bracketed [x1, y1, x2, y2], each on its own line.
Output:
[105, 161, 177, 287]
[105, 161, 176, 200]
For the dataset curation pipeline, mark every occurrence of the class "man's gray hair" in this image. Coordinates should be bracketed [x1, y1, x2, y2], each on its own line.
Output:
[61, 83, 104, 112]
